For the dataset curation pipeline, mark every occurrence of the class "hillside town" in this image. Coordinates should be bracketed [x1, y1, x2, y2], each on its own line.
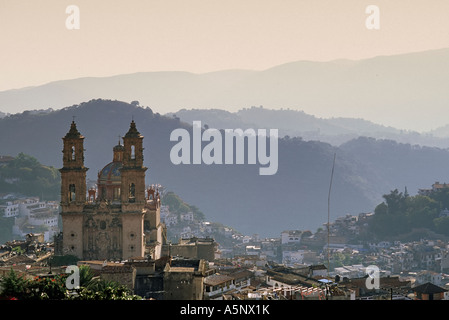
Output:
[2, 191, 449, 300]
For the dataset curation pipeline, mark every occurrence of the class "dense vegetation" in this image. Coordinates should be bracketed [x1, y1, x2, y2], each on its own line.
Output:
[368, 188, 449, 239]
[0, 266, 141, 300]
[162, 191, 205, 221]
[0, 153, 60, 200]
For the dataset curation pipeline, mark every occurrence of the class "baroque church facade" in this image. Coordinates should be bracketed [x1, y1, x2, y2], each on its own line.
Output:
[58, 120, 165, 261]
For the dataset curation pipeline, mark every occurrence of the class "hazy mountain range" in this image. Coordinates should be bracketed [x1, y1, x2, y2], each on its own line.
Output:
[2, 99, 449, 237]
[1, 48, 449, 132]
[169, 107, 449, 148]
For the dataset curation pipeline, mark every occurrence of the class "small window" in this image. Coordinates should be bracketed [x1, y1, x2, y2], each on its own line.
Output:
[69, 184, 76, 202]
[113, 187, 120, 200]
[129, 183, 135, 202]
[131, 145, 135, 160]
[71, 146, 76, 160]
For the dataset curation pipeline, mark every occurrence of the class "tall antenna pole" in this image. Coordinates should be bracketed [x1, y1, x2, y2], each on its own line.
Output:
[327, 153, 336, 278]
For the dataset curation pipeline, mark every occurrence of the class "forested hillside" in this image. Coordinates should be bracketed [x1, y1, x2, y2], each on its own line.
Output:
[1, 99, 449, 236]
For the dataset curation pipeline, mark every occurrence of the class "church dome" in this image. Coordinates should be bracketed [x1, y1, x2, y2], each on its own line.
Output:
[98, 161, 122, 185]
[113, 143, 125, 152]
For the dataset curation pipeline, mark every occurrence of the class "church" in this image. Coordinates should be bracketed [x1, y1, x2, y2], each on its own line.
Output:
[57, 120, 166, 261]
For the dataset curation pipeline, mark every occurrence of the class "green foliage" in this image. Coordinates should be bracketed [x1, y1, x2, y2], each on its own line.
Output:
[0, 269, 28, 300]
[369, 188, 449, 239]
[0, 266, 141, 300]
[27, 274, 69, 300]
[433, 216, 449, 236]
[0, 269, 68, 300]
[162, 191, 205, 221]
[72, 284, 141, 300]
[78, 265, 94, 287]
[12, 246, 25, 255]
[0, 152, 60, 200]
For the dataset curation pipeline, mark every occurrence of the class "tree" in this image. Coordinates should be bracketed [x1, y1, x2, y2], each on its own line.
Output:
[429, 188, 449, 210]
[0, 269, 28, 300]
[433, 216, 449, 236]
[0, 265, 141, 300]
[374, 202, 388, 215]
[383, 189, 406, 215]
[405, 195, 439, 229]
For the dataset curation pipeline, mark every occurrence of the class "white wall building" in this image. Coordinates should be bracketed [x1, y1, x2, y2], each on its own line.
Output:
[282, 250, 305, 265]
[180, 211, 194, 222]
[0, 201, 20, 218]
[9, 197, 60, 241]
[281, 230, 302, 245]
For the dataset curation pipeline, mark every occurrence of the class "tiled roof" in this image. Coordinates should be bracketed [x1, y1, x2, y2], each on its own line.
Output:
[204, 274, 234, 286]
[413, 282, 448, 294]
[310, 264, 327, 270]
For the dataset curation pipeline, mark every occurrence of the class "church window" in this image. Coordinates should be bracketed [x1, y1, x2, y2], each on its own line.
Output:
[113, 187, 120, 200]
[129, 183, 135, 202]
[100, 221, 106, 230]
[144, 220, 150, 232]
[71, 146, 76, 160]
[69, 184, 76, 202]
[131, 145, 135, 160]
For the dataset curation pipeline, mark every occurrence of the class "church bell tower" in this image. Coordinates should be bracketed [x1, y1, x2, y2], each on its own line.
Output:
[59, 120, 88, 258]
[120, 120, 147, 212]
[60, 120, 88, 213]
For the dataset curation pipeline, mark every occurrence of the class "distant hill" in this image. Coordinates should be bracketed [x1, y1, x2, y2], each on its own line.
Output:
[1, 48, 449, 131]
[1, 100, 449, 237]
[0, 153, 60, 200]
[170, 107, 449, 148]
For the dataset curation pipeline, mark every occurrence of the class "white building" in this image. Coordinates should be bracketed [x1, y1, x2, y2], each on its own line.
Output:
[180, 211, 194, 222]
[282, 250, 305, 265]
[163, 213, 178, 226]
[332, 264, 367, 279]
[0, 201, 20, 218]
[281, 230, 302, 245]
[11, 197, 60, 242]
[204, 274, 235, 299]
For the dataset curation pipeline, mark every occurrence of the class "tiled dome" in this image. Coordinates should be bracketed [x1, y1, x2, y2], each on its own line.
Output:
[98, 161, 122, 184]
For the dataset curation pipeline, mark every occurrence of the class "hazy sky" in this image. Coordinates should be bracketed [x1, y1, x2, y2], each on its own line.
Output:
[1, 0, 449, 92]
